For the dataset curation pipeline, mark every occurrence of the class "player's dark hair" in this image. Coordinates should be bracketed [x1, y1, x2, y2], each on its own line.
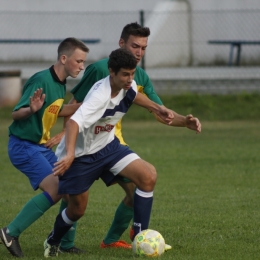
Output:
[57, 37, 89, 59]
[120, 22, 150, 42]
[108, 48, 137, 75]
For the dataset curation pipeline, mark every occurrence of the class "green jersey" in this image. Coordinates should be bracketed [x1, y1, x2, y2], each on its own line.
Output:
[71, 58, 163, 145]
[9, 66, 66, 144]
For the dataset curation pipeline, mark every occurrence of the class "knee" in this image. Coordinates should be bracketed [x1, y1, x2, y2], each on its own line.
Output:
[139, 168, 157, 192]
[51, 194, 62, 204]
[66, 201, 87, 221]
[47, 189, 61, 204]
[73, 209, 85, 220]
[148, 169, 157, 188]
[67, 205, 86, 221]
[149, 164, 157, 177]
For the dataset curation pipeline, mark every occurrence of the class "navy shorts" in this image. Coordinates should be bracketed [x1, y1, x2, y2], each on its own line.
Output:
[58, 138, 139, 195]
[8, 135, 57, 190]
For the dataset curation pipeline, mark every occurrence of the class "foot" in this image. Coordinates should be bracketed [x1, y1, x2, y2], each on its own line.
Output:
[44, 239, 59, 257]
[59, 246, 85, 254]
[100, 240, 132, 249]
[0, 227, 24, 257]
[165, 243, 172, 251]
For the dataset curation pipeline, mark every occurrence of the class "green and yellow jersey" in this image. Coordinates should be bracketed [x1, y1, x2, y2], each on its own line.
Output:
[9, 66, 66, 144]
[71, 58, 163, 145]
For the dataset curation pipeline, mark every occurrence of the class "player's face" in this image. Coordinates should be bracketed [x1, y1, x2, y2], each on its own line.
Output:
[119, 35, 148, 63]
[110, 68, 136, 93]
[64, 48, 87, 78]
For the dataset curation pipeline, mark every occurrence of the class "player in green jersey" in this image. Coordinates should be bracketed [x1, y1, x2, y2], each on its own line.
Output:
[48, 22, 201, 250]
[0, 38, 89, 257]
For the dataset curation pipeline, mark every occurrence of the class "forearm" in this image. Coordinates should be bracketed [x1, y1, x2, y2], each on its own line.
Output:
[61, 97, 78, 130]
[154, 110, 187, 127]
[65, 119, 79, 157]
[133, 92, 161, 113]
[58, 103, 81, 117]
[12, 107, 33, 120]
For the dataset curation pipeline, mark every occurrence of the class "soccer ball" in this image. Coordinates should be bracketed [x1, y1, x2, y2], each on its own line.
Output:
[132, 229, 165, 257]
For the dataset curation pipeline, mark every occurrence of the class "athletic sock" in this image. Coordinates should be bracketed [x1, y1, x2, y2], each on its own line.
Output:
[47, 209, 74, 246]
[132, 189, 153, 240]
[60, 200, 77, 249]
[103, 201, 133, 244]
[7, 192, 54, 237]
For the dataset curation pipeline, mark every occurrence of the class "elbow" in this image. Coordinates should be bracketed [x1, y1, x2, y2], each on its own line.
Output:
[12, 112, 18, 121]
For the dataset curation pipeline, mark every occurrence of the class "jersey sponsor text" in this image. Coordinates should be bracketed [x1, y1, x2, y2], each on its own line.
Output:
[95, 124, 114, 134]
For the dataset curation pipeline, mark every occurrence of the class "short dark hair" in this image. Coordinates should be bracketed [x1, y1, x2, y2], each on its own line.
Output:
[57, 37, 89, 59]
[108, 48, 137, 75]
[120, 22, 150, 42]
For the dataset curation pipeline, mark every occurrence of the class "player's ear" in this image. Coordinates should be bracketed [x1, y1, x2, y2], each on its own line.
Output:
[119, 38, 124, 48]
[60, 54, 67, 65]
[109, 68, 115, 77]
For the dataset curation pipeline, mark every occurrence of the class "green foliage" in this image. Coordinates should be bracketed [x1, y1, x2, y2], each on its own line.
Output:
[0, 120, 260, 259]
[1, 93, 260, 121]
[125, 93, 260, 121]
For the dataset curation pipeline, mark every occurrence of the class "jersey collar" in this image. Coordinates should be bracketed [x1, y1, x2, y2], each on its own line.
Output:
[49, 65, 66, 84]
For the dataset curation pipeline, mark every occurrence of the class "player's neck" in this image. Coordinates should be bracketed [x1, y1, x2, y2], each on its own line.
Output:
[53, 63, 66, 82]
[110, 77, 120, 98]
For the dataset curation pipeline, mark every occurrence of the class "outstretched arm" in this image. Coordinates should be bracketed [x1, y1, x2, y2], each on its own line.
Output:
[12, 88, 45, 120]
[133, 92, 174, 125]
[154, 107, 202, 133]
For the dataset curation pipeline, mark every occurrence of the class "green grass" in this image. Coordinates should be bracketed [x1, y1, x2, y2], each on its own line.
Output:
[2, 93, 260, 121]
[0, 117, 260, 259]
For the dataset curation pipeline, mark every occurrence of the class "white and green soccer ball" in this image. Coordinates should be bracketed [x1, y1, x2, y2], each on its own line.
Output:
[132, 229, 165, 257]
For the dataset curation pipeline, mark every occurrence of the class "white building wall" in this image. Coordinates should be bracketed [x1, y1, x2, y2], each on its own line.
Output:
[0, 0, 260, 67]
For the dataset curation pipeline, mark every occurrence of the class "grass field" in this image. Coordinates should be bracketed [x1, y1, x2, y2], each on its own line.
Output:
[0, 116, 259, 259]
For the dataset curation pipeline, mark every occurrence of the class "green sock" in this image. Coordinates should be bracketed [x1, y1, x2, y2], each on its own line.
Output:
[8, 193, 52, 237]
[103, 201, 133, 244]
[60, 199, 77, 249]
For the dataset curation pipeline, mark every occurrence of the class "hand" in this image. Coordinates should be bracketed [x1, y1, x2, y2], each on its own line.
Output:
[156, 106, 174, 125]
[185, 114, 202, 133]
[30, 88, 45, 113]
[45, 130, 65, 149]
[53, 154, 75, 176]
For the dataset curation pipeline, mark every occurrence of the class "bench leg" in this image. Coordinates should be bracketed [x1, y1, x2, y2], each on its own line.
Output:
[236, 45, 241, 66]
[228, 44, 234, 66]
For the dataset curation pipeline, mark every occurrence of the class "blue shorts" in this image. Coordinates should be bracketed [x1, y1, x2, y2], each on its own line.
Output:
[8, 135, 57, 190]
[58, 138, 139, 195]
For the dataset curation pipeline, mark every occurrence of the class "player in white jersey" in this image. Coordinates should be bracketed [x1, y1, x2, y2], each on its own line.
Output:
[55, 76, 138, 159]
[43, 48, 174, 257]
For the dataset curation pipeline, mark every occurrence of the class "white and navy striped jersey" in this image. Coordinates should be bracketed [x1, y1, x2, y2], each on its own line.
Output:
[56, 76, 137, 159]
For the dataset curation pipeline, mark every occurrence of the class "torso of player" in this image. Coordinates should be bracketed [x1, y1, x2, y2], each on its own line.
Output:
[71, 58, 162, 146]
[9, 68, 66, 144]
[56, 76, 137, 160]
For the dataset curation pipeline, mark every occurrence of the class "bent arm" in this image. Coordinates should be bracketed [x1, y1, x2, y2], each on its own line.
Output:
[133, 92, 173, 125]
[12, 88, 45, 120]
[58, 102, 81, 117]
[153, 108, 187, 127]
[65, 119, 79, 157]
[154, 108, 202, 133]
[12, 107, 33, 120]
[133, 92, 162, 112]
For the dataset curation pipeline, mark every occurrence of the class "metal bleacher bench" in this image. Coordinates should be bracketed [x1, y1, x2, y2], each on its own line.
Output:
[208, 40, 260, 66]
[0, 38, 100, 44]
